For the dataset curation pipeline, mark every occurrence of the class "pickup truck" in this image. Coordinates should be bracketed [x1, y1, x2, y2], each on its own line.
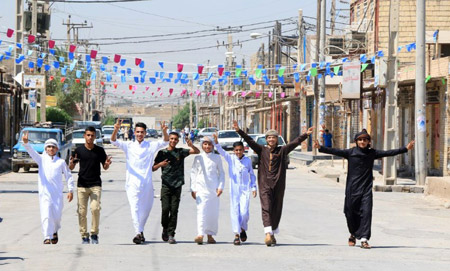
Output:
[11, 123, 73, 173]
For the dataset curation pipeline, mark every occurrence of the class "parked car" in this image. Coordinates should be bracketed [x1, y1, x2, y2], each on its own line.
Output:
[146, 129, 158, 138]
[102, 128, 114, 144]
[198, 127, 218, 140]
[12, 122, 73, 172]
[217, 130, 242, 150]
[157, 130, 162, 137]
[71, 128, 103, 152]
[247, 134, 289, 169]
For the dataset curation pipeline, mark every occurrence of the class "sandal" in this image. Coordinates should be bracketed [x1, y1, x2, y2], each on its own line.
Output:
[361, 241, 371, 249]
[348, 235, 356, 246]
[51, 232, 58, 244]
[240, 230, 247, 242]
[194, 235, 203, 245]
[43, 239, 51, 244]
[233, 236, 241, 246]
[207, 235, 216, 244]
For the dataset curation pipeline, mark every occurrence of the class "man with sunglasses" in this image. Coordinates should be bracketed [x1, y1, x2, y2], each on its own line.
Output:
[313, 130, 414, 249]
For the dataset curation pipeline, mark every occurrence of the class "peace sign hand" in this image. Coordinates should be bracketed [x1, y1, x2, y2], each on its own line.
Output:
[232, 120, 239, 132]
[114, 119, 123, 130]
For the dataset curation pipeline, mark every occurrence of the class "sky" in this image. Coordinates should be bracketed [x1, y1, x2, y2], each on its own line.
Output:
[0, 0, 349, 104]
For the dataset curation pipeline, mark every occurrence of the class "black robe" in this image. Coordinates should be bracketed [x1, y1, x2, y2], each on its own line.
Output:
[319, 145, 408, 240]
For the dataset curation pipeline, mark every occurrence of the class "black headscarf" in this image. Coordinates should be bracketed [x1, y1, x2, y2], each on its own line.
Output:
[354, 130, 372, 149]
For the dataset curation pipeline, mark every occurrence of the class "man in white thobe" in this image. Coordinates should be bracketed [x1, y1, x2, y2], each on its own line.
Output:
[22, 133, 74, 244]
[111, 120, 169, 244]
[190, 137, 225, 244]
[213, 134, 257, 245]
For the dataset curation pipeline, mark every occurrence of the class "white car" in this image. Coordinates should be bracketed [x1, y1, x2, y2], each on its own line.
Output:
[217, 130, 243, 150]
[247, 134, 289, 169]
[102, 128, 114, 144]
[71, 129, 104, 151]
[198, 127, 218, 140]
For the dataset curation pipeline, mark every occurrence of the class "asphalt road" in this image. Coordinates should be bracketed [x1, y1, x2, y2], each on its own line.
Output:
[1, 139, 450, 271]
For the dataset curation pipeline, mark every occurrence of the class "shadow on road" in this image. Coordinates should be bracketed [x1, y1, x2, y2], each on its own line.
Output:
[372, 245, 450, 250]
[0, 190, 38, 194]
[0, 252, 25, 266]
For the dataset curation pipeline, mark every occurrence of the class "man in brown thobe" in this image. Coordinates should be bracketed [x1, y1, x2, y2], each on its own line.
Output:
[234, 121, 313, 246]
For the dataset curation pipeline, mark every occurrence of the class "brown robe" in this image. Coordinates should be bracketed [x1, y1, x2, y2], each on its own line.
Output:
[238, 130, 309, 231]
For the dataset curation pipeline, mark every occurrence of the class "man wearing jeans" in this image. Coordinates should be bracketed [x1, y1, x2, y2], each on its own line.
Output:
[153, 132, 199, 244]
[69, 126, 111, 244]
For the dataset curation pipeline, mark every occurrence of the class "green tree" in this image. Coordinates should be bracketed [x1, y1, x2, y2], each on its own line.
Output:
[172, 101, 195, 129]
[45, 46, 86, 117]
[39, 107, 73, 124]
[102, 109, 116, 125]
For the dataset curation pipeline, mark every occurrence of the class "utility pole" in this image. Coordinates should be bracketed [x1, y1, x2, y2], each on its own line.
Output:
[63, 17, 93, 121]
[319, 0, 326, 142]
[383, 0, 400, 185]
[313, 0, 321, 155]
[415, 0, 427, 185]
[298, 9, 308, 150]
[330, 0, 336, 35]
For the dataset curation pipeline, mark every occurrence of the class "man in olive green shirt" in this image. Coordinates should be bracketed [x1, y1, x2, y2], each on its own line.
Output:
[153, 132, 200, 244]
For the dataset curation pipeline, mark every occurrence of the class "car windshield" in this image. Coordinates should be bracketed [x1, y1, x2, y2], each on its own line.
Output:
[96, 130, 101, 139]
[256, 137, 284, 145]
[103, 129, 113, 135]
[22, 131, 58, 144]
[218, 131, 239, 138]
[73, 131, 84, 139]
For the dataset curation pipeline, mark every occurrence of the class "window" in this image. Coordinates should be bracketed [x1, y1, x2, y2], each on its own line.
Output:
[218, 131, 239, 138]
[21, 131, 58, 144]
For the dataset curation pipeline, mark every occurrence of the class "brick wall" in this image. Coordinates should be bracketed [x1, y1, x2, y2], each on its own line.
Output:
[376, 0, 450, 64]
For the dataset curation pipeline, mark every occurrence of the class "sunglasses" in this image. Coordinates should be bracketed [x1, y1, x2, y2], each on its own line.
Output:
[357, 138, 369, 142]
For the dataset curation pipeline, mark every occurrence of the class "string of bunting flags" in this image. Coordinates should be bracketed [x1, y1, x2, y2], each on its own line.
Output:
[0, 26, 441, 99]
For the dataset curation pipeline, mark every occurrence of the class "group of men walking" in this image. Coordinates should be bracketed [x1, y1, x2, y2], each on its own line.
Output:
[23, 118, 414, 249]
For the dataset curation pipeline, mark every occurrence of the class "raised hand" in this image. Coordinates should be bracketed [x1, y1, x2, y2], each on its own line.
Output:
[22, 131, 29, 144]
[186, 137, 193, 147]
[406, 140, 415, 150]
[213, 133, 218, 144]
[307, 126, 315, 135]
[114, 119, 123, 130]
[232, 120, 239, 132]
[313, 139, 320, 149]
[191, 191, 197, 200]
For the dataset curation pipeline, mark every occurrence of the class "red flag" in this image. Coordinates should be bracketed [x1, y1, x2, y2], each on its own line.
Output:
[129, 85, 133, 90]
[198, 65, 204, 74]
[135, 58, 142, 66]
[6, 28, 14, 38]
[76, 79, 81, 84]
[218, 67, 225, 76]
[169, 88, 174, 95]
[100, 81, 105, 86]
[60, 77, 66, 83]
[48, 40, 55, 49]
[151, 92, 154, 96]
[49, 76, 54, 81]
[69, 44, 76, 53]
[86, 80, 91, 86]
[177, 63, 183, 72]
[90, 50, 97, 59]
[27, 35, 35, 43]
[113, 83, 118, 89]
[114, 54, 121, 63]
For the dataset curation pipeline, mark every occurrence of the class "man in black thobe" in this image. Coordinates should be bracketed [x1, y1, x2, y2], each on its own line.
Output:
[234, 121, 314, 246]
[315, 130, 414, 249]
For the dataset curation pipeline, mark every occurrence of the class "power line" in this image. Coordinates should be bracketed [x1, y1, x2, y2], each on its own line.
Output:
[50, 17, 297, 41]
[94, 23, 296, 46]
